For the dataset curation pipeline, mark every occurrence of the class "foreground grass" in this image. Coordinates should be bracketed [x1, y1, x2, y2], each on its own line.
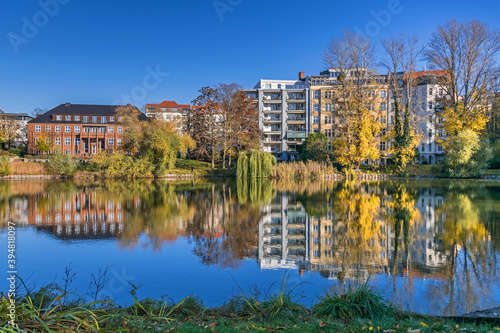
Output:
[1, 279, 498, 333]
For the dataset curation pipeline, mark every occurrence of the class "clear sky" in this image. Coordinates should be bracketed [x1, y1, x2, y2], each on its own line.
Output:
[1, 0, 499, 114]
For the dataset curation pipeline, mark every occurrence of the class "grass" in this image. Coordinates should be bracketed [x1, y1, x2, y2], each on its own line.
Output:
[2, 275, 498, 332]
[10, 160, 48, 175]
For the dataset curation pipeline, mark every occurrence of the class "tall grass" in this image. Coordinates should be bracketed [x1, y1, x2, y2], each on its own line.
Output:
[271, 161, 336, 179]
[10, 161, 48, 175]
[312, 282, 389, 320]
[0, 157, 12, 176]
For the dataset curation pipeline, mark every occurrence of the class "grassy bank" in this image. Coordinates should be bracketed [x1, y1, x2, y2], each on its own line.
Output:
[1, 278, 497, 332]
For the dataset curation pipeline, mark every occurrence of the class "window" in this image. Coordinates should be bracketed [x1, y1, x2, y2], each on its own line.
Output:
[428, 143, 432, 151]
[381, 128, 386, 136]
[35, 125, 41, 132]
[380, 142, 386, 151]
[55, 126, 61, 133]
[108, 138, 114, 146]
[421, 143, 425, 152]
[118, 117, 123, 122]
[428, 102, 433, 110]
[100, 127, 106, 133]
[65, 115, 71, 121]
[55, 138, 61, 145]
[380, 117, 386, 124]
[110, 116, 115, 122]
[75, 138, 80, 146]
[74, 126, 80, 133]
[380, 102, 386, 111]
[437, 145, 443, 151]
[380, 90, 386, 98]
[313, 116, 319, 124]
[117, 127, 123, 133]
[324, 116, 328, 124]
[108, 126, 114, 133]
[429, 88, 433, 95]
[65, 138, 71, 145]
[314, 91, 320, 99]
[83, 116, 88, 123]
[428, 130, 432, 138]
[65, 126, 71, 133]
[74, 116, 80, 121]
[92, 127, 98, 133]
[117, 138, 122, 146]
[65, 150, 71, 155]
[101, 116, 106, 123]
[43, 125, 50, 132]
[84, 127, 90, 133]
[92, 116, 97, 123]
[56, 115, 62, 120]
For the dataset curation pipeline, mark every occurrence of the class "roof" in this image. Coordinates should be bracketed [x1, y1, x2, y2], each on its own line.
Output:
[146, 101, 192, 109]
[403, 70, 448, 80]
[29, 104, 149, 124]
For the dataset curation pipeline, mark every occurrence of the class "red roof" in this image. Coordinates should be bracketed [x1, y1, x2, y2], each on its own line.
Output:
[403, 70, 449, 80]
[146, 101, 191, 108]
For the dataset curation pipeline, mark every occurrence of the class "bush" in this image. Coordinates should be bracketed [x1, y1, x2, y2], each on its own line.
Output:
[46, 152, 77, 176]
[9, 146, 26, 157]
[91, 152, 153, 178]
[441, 129, 492, 178]
[312, 283, 389, 320]
[0, 157, 12, 176]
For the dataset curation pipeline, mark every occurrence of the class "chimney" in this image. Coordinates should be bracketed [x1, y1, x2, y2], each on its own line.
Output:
[299, 71, 305, 80]
[65, 102, 71, 107]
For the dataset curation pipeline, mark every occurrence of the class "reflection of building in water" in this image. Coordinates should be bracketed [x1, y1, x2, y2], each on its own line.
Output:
[257, 188, 453, 280]
[258, 194, 310, 270]
[410, 189, 450, 267]
[0, 198, 29, 226]
[27, 190, 129, 238]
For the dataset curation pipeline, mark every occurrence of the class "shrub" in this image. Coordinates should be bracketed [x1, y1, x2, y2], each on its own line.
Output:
[441, 129, 492, 178]
[0, 157, 12, 176]
[312, 283, 389, 320]
[91, 152, 153, 179]
[46, 152, 77, 176]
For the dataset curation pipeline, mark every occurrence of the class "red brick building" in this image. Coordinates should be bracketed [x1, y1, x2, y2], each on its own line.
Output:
[27, 103, 149, 156]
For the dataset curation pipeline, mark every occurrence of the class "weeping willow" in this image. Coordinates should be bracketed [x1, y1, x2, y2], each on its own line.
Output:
[237, 150, 276, 178]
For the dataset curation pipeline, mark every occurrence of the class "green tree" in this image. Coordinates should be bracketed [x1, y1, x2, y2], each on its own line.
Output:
[300, 132, 330, 162]
[46, 152, 77, 176]
[441, 128, 492, 178]
[237, 150, 276, 178]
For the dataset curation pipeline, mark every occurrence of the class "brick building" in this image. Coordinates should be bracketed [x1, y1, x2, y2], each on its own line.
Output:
[27, 103, 149, 156]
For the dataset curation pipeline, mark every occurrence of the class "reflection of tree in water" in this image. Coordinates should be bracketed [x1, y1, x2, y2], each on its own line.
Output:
[430, 188, 497, 315]
[189, 181, 264, 268]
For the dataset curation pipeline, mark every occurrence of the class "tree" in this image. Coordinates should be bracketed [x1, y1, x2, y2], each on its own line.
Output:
[0, 110, 21, 149]
[35, 132, 52, 154]
[300, 132, 330, 162]
[237, 150, 276, 178]
[441, 128, 492, 178]
[116, 104, 195, 177]
[424, 19, 500, 139]
[188, 87, 224, 170]
[381, 34, 423, 172]
[324, 29, 382, 170]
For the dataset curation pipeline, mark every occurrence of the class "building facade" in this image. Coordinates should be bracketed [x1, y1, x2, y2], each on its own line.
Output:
[27, 103, 149, 156]
[0, 112, 33, 147]
[243, 75, 310, 162]
[145, 101, 191, 132]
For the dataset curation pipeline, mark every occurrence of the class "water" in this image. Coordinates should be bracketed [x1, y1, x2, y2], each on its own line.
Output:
[0, 179, 499, 316]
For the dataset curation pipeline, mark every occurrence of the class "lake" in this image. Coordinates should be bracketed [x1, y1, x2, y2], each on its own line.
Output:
[0, 178, 499, 316]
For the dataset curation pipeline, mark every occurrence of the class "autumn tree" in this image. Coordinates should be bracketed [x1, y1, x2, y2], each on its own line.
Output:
[380, 34, 423, 172]
[115, 104, 194, 177]
[36, 132, 52, 154]
[424, 19, 500, 142]
[0, 110, 21, 149]
[324, 29, 381, 170]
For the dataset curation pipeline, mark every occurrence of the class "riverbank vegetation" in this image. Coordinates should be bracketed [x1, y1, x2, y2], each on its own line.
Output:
[1, 276, 497, 333]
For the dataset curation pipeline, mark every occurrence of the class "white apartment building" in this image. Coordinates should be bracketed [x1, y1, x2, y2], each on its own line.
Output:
[402, 71, 448, 164]
[145, 101, 191, 132]
[243, 75, 310, 162]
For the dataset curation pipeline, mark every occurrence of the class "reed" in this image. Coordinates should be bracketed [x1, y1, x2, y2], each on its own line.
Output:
[271, 160, 337, 179]
[10, 161, 48, 175]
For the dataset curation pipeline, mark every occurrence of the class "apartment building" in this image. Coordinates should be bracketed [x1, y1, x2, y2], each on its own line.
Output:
[306, 68, 391, 165]
[243, 74, 310, 162]
[0, 112, 33, 147]
[145, 101, 191, 132]
[27, 103, 149, 156]
[402, 70, 448, 164]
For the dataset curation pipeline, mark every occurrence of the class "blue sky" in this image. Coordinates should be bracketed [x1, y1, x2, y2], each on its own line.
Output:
[1, 0, 499, 114]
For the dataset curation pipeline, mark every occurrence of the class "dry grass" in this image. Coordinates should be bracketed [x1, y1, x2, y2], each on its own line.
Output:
[11, 160, 48, 175]
[271, 161, 337, 179]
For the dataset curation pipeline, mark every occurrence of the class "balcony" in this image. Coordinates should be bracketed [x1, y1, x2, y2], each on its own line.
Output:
[263, 125, 282, 133]
[263, 94, 282, 102]
[263, 135, 282, 143]
[287, 132, 307, 139]
[262, 105, 282, 113]
[287, 106, 306, 113]
[263, 115, 282, 123]
[287, 116, 306, 124]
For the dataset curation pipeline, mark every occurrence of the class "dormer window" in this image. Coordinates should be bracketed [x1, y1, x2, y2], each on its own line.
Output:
[92, 116, 97, 123]
[110, 116, 115, 122]
[65, 115, 71, 121]
[101, 116, 106, 123]
[56, 115, 62, 120]
[75, 116, 80, 121]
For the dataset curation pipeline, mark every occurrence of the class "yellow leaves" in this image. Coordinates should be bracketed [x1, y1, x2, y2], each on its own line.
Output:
[420, 322, 429, 328]
[440, 103, 488, 150]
